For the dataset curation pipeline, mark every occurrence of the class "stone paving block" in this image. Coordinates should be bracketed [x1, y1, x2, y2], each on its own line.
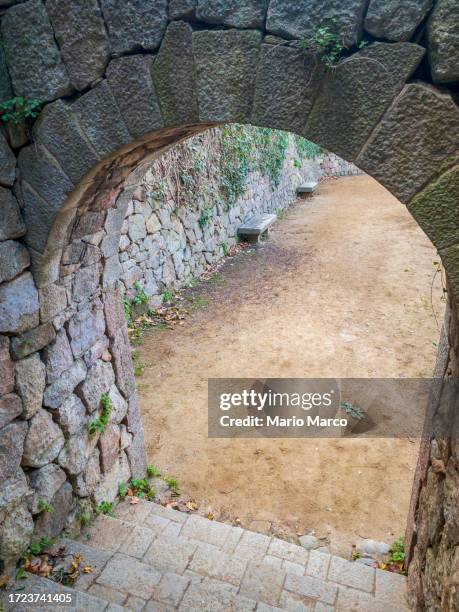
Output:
[153, 571, 190, 606]
[81, 515, 133, 553]
[181, 513, 232, 547]
[115, 498, 151, 524]
[60, 538, 112, 590]
[149, 501, 188, 523]
[126, 595, 148, 611]
[233, 530, 272, 562]
[268, 538, 309, 565]
[306, 550, 330, 581]
[314, 603, 334, 612]
[141, 512, 172, 534]
[284, 574, 337, 606]
[143, 534, 198, 574]
[257, 604, 284, 612]
[122, 525, 156, 559]
[283, 560, 306, 576]
[163, 521, 183, 538]
[375, 568, 409, 607]
[336, 586, 388, 611]
[263, 554, 283, 569]
[88, 583, 127, 605]
[239, 562, 286, 606]
[180, 578, 256, 611]
[280, 590, 316, 610]
[327, 555, 374, 593]
[188, 544, 247, 586]
[220, 524, 244, 554]
[97, 553, 162, 600]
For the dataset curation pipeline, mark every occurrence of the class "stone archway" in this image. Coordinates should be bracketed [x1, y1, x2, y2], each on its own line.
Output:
[0, 1, 458, 608]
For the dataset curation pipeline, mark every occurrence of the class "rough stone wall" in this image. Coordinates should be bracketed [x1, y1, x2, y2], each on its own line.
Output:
[318, 153, 362, 178]
[118, 128, 321, 303]
[0, 0, 457, 604]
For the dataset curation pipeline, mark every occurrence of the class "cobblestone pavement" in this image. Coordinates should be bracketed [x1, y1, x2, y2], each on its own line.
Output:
[2, 500, 409, 611]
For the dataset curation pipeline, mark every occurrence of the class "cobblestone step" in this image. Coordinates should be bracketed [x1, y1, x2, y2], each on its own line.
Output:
[1, 499, 409, 611]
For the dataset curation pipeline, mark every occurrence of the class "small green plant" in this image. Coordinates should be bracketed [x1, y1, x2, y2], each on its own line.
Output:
[27, 537, 54, 557]
[299, 26, 347, 69]
[208, 272, 224, 284]
[276, 208, 285, 219]
[293, 158, 302, 169]
[96, 501, 115, 517]
[88, 393, 113, 435]
[147, 464, 162, 478]
[15, 566, 27, 580]
[295, 136, 323, 160]
[132, 351, 148, 377]
[389, 538, 405, 564]
[132, 282, 149, 306]
[118, 482, 128, 498]
[37, 499, 54, 514]
[129, 478, 156, 500]
[340, 402, 364, 420]
[0, 96, 42, 125]
[164, 476, 180, 494]
[123, 298, 132, 322]
[222, 242, 229, 256]
[199, 210, 211, 228]
[162, 289, 174, 303]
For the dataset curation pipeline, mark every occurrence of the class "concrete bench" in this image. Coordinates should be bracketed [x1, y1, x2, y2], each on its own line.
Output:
[296, 180, 318, 195]
[237, 213, 277, 243]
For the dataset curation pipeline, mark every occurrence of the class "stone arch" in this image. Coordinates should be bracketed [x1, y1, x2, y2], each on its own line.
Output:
[0, 1, 458, 608]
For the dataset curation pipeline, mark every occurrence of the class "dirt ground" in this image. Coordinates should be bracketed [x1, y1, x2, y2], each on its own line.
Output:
[136, 175, 445, 555]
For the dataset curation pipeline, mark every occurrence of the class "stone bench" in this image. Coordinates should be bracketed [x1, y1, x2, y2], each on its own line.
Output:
[237, 213, 277, 243]
[296, 180, 318, 195]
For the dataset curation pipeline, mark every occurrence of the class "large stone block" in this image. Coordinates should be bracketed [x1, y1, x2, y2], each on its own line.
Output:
[169, 0, 196, 20]
[408, 166, 459, 251]
[1, 0, 72, 102]
[58, 428, 98, 475]
[152, 21, 199, 127]
[75, 447, 101, 497]
[110, 326, 136, 398]
[67, 303, 106, 358]
[33, 481, 73, 539]
[365, 0, 433, 41]
[252, 44, 324, 134]
[72, 262, 101, 304]
[193, 28, 262, 123]
[93, 451, 131, 504]
[305, 42, 424, 161]
[357, 84, 459, 204]
[104, 287, 125, 339]
[100, 0, 168, 55]
[0, 272, 39, 334]
[0, 187, 25, 240]
[427, 0, 459, 84]
[99, 423, 121, 473]
[0, 469, 31, 523]
[196, 0, 268, 28]
[38, 282, 68, 323]
[10, 322, 56, 360]
[0, 420, 27, 485]
[0, 336, 14, 396]
[43, 358, 87, 409]
[0, 131, 16, 187]
[55, 394, 88, 435]
[440, 244, 459, 301]
[107, 384, 128, 424]
[71, 80, 131, 159]
[125, 428, 148, 479]
[78, 360, 115, 412]
[28, 463, 67, 514]
[0, 240, 29, 286]
[15, 353, 46, 419]
[22, 408, 65, 468]
[33, 100, 100, 185]
[42, 329, 74, 384]
[0, 394, 22, 429]
[106, 55, 163, 140]
[0, 502, 33, 571]
[266, 0, 368, 46]
[46, 0, 110, 91]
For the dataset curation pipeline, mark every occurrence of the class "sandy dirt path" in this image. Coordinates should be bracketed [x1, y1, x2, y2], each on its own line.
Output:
[136, 175, 445, 555]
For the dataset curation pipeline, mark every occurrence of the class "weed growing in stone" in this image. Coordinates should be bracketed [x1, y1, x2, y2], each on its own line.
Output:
[0, 96, 42, 124]
[96, 501, 115, 517]
[162, 289, 174, 303]
[88, 393, 112, 435]
[147, 464, 162, 478]
[37, 499, 54, 514]
[389, 537, 405, 563]
[132, 282, 149, 306]
[164, 476, 180, 494]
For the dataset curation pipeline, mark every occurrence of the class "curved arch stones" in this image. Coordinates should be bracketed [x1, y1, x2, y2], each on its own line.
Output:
[0, 1, 458, 608]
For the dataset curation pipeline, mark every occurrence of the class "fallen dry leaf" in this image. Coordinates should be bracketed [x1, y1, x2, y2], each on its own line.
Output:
[83, 566, 93, 574]
[130, 496, 140, 505]
[0, 575, 10, 589]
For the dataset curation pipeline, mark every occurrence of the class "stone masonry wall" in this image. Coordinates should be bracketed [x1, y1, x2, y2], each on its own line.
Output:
[318, 153, 363, 178]
[118, 128, 331, 304]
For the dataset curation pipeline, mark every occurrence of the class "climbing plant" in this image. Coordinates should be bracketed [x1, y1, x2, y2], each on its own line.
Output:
[295, 136, 323, 160]
[0, 96, 42, 125]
